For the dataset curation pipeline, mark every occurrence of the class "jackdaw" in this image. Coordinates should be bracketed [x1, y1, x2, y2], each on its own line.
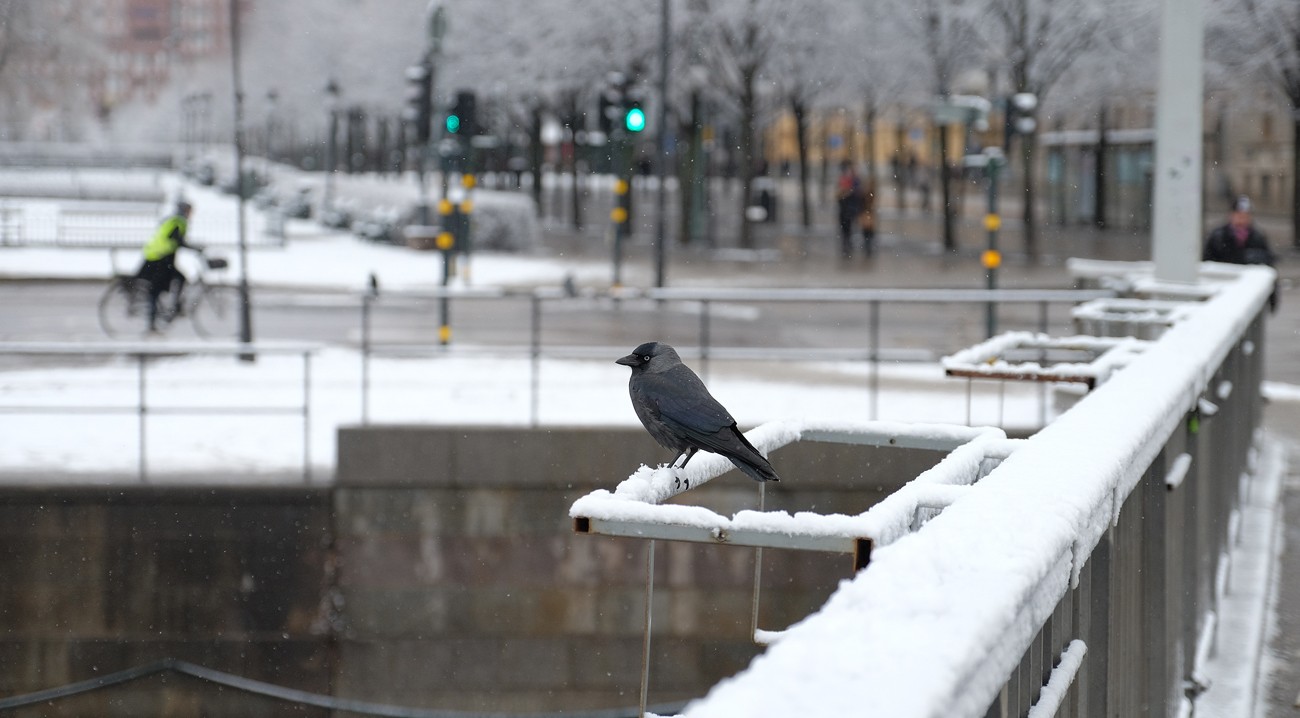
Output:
[616, 341, 780, 483]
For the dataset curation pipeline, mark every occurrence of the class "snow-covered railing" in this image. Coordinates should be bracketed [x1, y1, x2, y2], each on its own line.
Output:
[571, 420, 1017, 572]
[1072, 297, 1196, 339]
[941, 332, 1150, 389]
[573, 262, 1274, 718]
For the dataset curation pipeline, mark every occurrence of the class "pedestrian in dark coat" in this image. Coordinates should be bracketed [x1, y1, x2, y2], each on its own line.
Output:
[859, 174, 877, 257]
[836, 161, 863, 260]
[1203, 195, 1278, 311]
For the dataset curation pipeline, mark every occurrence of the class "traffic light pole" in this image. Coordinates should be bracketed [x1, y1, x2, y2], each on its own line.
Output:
[612, 131, 631, 289]
[653, 0, 671, 289]
[982, 155, 1003, 339]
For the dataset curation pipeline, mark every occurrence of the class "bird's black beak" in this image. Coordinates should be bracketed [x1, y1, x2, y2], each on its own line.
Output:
[616, 354, 639, 367]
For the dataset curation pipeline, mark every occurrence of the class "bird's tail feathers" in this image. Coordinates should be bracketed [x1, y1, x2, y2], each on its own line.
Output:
[732, 457, 780, 483]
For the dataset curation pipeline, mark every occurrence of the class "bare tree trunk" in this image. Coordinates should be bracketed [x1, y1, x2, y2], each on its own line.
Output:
[1020, 128, 1037, 259]
[895, 122, 907, 213]
[794, 97, 811, 229]
[940, 124, 956, 252]
[739, 69, 757, 249]
[864, 101, 877, 177]
[529, 106, 543, 212]
[1293, 113, 1300, 248]
[1095, 103, 1107, 230]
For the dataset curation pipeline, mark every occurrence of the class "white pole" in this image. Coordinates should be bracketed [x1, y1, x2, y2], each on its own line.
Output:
[1151, 0, 1205, 284]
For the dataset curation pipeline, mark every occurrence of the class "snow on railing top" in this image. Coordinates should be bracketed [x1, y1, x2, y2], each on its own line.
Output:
[1071, 297, 1196, 327]
[569, 420, 1016, 556]
[677, 263, 1274, 718]
[941, 332, 1150, 388]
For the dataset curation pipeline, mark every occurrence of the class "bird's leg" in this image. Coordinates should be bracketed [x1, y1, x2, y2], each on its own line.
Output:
[670, 448, 698, 491]
[672, 446, 698, 469]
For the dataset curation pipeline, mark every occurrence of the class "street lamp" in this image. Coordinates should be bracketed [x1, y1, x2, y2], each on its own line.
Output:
[323, 79, 340, 213]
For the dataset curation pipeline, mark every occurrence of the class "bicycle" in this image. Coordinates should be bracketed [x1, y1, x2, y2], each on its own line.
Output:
[98, 252, 242, 339]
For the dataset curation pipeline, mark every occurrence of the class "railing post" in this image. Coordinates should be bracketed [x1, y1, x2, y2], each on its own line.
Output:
[639, 539, 657, 718]
[137, 353, 147, 483]
[530, 292, 542, 427]
[869, 299, 880, 420]
[700, 299, 711, 383]
[303, 351, 312, 485]
[360, 292, 372, 425]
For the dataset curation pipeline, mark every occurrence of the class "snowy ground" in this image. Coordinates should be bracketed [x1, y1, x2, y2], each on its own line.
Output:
[0, 350, 1047, 482]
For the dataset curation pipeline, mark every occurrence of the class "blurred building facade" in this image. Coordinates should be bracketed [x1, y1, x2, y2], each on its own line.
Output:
[91, 0, 233, 110]
[761, 84, 1296, 234]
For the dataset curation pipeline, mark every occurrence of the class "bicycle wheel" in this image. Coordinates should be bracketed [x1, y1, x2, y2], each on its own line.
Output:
[98, 278, 151, 338]
[191, 284, 242, 339]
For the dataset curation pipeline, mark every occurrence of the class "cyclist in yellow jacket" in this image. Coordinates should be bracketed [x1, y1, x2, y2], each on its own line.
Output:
[136, 200, 194, 332]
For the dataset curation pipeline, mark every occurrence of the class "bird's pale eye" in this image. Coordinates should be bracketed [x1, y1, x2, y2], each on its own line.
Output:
[642, 355, 651, 362]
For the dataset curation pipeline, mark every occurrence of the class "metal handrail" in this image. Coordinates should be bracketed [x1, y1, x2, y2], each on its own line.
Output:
[0, 341, 320, 484]
[352, 286, 1115, 426]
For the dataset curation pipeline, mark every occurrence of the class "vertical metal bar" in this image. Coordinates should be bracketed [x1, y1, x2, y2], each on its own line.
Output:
[998, 380, 1006, 427]
[869, 299, 880, 420]
[137, 354, 147, 483]
[361, 293, 371, 424]
[303, 352, 312, 485]
[750, 481, 766, 639]
[530, 293, 542, 427]
[639, 539, 656, 718]
[1039, 302, 1050, 427]
[966, 378, 974, 426]
[700, 299, 711, 383]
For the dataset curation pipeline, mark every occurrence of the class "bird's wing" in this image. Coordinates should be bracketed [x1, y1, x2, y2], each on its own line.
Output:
[635, 368, 778, 481]
[638, 367, 736, 435]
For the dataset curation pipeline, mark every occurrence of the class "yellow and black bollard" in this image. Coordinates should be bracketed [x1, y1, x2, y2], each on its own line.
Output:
[436, 198, 458, 345]
[612, 177, 630, 288]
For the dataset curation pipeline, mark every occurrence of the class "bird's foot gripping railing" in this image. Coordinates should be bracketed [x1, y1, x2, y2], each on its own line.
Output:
[570, 419, 1021, 716]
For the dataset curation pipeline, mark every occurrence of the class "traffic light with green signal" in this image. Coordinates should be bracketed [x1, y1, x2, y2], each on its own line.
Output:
[624, 105, 646, 133]
[623, 88, 646, 133]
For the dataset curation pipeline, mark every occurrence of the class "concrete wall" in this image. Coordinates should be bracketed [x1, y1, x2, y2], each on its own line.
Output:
[0, 426, 934, 715]
[0, 488, 333, 717]
[332, 426, 934, 712]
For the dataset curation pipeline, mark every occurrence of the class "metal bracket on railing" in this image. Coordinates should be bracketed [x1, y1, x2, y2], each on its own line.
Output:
[942, 332, 1151, 390]
[570, 418, 1017, 714]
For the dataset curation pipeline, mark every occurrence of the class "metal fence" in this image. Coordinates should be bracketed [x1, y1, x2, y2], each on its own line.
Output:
[0, 199, 286, 249]
[0, 342, 317, 484]
[348, 285, 1116, 425]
